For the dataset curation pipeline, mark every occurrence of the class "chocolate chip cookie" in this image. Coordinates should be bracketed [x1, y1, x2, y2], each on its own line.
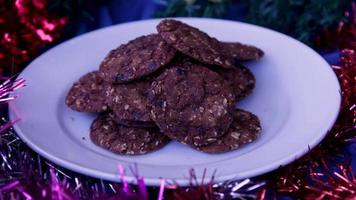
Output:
[149, 59, 235, 147]
[67, 19, 263, 156]
[99, 34, 176, 83]
[221, 42, 264, 61]
[196, 109, 261, 153]
[157, 19, 234, 69]
[105, 79, 155, 127]
[90, 114, 169, 155]
[65, 71, 108, 112]
[214, 65, 256, 101]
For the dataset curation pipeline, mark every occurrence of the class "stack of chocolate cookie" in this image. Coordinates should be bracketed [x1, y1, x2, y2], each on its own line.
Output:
[66, 19, 263, 155]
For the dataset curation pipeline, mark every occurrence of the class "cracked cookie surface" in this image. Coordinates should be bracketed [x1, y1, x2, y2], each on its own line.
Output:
[65, 71, 109, 113]
[157, 19, 234, 69]
[100, 34, 176, 83]
[90, 114, 169, 155]
[149, 58, 235, 147]
[105, 78, 155, 127]
[214, 65, 255, 101]
[221, 42, 264, 61]
[196, 109, 261, 153]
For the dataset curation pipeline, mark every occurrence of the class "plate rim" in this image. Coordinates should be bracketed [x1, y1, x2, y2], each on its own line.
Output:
[9, 17, 341, 186]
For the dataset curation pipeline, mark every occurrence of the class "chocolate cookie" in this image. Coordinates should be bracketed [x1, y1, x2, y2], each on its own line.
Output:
[105, 79, 155, 127]
[99, 34, 176, 83]
[215, 66, 255, 101]
[196, 109, 261, 153]
[90, 114, 170, 155]
[221, 42, 264, 61]
[149, 59, 235, 147]
[157, 19, 234, 69]
[65, 71, 109, 112]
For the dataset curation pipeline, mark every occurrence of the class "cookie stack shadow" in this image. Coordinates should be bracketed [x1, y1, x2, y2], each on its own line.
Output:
[66, 19, 263, 155]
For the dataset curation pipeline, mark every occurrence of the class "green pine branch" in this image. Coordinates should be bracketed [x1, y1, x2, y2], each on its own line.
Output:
[156, 0, 351, 47]
[243, 0, 350, 46]
[155, 0, 231, 18]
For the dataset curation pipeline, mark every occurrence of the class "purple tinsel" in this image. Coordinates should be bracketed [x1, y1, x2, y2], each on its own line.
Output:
[0, 77, 263, 200]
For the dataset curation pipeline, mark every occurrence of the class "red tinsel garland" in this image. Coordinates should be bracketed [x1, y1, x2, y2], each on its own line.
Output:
[268, 48, 355, 199]
[0, 0, 67, 76]
[268, 16, 356, 200]
[0, 1, 355, 199]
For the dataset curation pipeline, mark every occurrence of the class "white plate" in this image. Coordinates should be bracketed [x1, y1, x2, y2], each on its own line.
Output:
[9, 18, 340, 186]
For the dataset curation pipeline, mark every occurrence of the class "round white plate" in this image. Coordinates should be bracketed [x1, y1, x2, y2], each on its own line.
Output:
[9, 18, 340, 186]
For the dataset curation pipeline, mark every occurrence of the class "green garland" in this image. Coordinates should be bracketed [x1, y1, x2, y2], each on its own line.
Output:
[155, 0, 231, 18]
[47, 0, 351, 47]
[156, 0, 351, 47]
[244, 0, 350, 47]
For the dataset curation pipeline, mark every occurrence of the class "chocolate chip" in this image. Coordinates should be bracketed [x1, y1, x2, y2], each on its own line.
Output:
[176, 68, 186, 75]
[148, 63, 157, 71]
[142, 91, 149, 98]
[115, 74, 128, 82]
[132, 111, 143, 120]
[233, 59, 245, 68]
[157, 99, 165, 107]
